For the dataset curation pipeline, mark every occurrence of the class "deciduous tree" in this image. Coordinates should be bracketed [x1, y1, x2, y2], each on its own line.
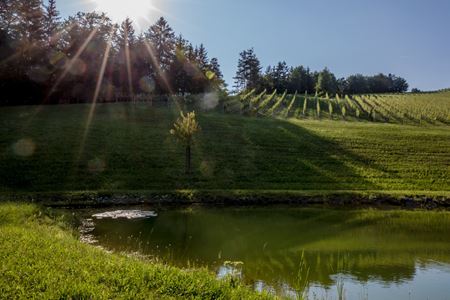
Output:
[170, 111, 200, 174]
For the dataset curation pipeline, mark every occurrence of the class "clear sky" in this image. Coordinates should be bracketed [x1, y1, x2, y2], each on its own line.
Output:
[58, 0, 450, 91]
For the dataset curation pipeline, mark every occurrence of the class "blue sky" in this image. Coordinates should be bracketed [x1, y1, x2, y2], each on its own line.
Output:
[58, 0, 450, 91]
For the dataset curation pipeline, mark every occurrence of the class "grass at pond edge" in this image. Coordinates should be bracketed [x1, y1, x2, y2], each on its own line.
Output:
[0, 203, 271, 299]
[1, 190, 450, 208]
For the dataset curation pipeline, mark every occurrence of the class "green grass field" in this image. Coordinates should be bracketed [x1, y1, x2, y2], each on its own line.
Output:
[0, 94, 449, 198]
[0, 203, 269, 299]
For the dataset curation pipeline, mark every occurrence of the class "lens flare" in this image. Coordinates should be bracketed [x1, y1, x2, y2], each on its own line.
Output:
[12, 139, 36, 157]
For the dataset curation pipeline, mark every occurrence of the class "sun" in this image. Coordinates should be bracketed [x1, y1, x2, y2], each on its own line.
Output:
[92, 0, 156, 23]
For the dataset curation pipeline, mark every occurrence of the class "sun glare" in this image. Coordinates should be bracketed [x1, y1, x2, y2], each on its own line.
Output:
[93, 0, 156, 24]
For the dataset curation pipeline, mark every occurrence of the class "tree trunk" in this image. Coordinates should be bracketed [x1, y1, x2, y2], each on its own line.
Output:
[185, 145, 191, 174]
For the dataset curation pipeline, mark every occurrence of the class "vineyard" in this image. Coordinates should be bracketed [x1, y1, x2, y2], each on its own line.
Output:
[224, 90, 450, 125]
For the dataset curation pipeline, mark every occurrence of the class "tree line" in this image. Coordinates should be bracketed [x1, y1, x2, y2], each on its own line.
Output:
[0, 0, 224, 105]
[234, 48, 409, 96]
[0, 1, 410, 107]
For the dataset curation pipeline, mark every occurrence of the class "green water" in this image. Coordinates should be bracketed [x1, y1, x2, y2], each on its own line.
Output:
[78, 206, 450, 299]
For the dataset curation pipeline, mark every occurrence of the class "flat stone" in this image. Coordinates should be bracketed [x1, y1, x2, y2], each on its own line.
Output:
[92, 210, 157, 220]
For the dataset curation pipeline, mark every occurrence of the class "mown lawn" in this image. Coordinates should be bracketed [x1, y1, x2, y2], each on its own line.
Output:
[0, 103, 449, 194]
[0, 203, 269, 299]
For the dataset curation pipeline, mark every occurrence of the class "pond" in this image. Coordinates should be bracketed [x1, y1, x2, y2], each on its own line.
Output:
[72, 206, 450, 299]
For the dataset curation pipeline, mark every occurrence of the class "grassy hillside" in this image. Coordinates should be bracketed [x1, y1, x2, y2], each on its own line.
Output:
[0, 203, 268, 299]
[0, 100, 449, 196]
[227, 90, 450, 125]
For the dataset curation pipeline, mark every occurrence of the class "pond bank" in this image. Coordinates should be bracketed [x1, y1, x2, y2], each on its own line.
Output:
[0, 203, 270, 299]
[2, 190, 450, 209]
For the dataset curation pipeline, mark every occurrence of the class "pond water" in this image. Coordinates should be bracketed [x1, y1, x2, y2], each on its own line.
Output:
[73, 206, 450, 299]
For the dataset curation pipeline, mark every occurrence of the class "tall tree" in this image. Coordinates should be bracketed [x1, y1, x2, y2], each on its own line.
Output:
[118, 18, 135, 47]
[287, 66, 315, 94]
[346, 74, 368, 94]
[44, 0, 60, 47]
[195, 44, 209, 71]
[55, 12, 116, 101]
[268, 61, 289, 91]
[390, 74, 409, 93]
[336, 77, 348, 96]
[234, 48, 262, 92]
[134, 33, 154, 93]
[170, 34, 190, 95]
[145, 17, 175, 72]
[116, 18, 136, 95]
[145, 17, 175, 93]
[368, 73, 391, 93]
[315, 68, 338, 95]
[189, 44, 209, 93]
[208, 57, 225, 89]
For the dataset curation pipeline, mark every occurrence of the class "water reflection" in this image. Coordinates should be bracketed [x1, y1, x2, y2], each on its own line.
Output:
[75, 206, 450, 299]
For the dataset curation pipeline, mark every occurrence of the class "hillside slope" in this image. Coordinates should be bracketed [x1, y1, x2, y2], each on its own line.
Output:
[0, 102, 449, 196]
[227, 90, 450, 125]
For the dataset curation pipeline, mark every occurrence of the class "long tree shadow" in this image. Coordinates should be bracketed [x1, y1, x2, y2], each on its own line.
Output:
[195, 114, 386, 191]
[0, 105, 397, 192]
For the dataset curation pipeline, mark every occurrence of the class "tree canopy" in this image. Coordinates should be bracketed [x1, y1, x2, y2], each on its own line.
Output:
[0, 1, 410, 106]
[233, 49, 409, 95]
[0, 1, 224, 105]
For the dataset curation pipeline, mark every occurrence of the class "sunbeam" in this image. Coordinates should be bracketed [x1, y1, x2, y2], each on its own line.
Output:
[124, 31, 134, 100]
[23, 28, 99, 128]
[0, 23, 76, 67]
[142, 40, 173, 95]
[77, 32, 114, 161]
[48, 28, 99, 98]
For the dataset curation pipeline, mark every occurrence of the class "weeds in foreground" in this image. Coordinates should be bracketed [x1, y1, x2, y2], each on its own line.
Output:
[294, 251, 310, 300]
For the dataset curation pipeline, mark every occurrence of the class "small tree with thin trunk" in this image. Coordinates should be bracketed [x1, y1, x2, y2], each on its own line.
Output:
[170, 111, 200, 174]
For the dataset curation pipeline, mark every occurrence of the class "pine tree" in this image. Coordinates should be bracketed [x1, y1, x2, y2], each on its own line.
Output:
[170, 34, 190, 95]
[44, 0, 60, 47]
[233, 49, 248, 91]
[207, 57, 225, 88]
[233, 48, 261, 92]
[208, 58, 223, 80]
[145, 17, 175, 72]
[118, 18, 136, 48]
[117, 18, 137, 96]
[185, 44, 209, 93]
[185, 42, 195, 61]
[270, 61, 289, 91]
[195, 44, 209, 71]
[135, 33, 154, 93]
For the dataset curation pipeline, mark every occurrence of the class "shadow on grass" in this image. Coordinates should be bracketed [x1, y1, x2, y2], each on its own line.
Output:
[194, 114, 385, 191]
[0, 105, 392, 192]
